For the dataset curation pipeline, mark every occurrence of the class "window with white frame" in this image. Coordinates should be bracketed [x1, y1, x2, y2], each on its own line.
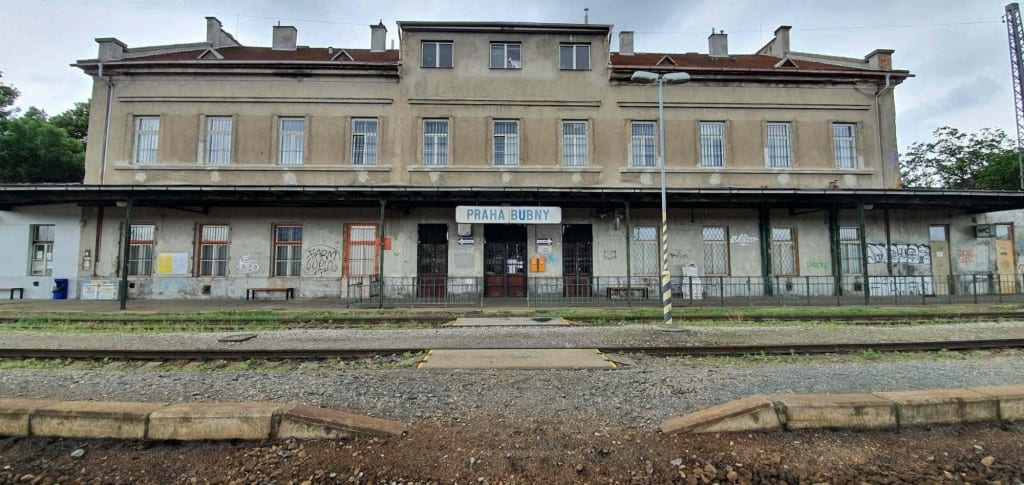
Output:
[351, 118, 378, 165]
[493, 120, 519, 166]
[273, 225, 302, 277]
[559, 44, 590, 70]
[630, 121, 656, 167]
[278, 117, 305, 165]
[422, 41, 453, 68]
[771, 227, 797, 275]
[29, 224, 54, 276]
[702, 226, 729, 275]
[128, 224, 155, 276]
[562, 120, 588, 167]
[133, 116, 159, 164]
[205, 116, 232, 164]
[631, 226, 659, 276]
[839, 227, 862, 274]
[423, 119, 449, 165]
[766, 122, 792, 168]
[490, 42, 521, 69]
[699, 121, 726, 167]
[198, 225, 229, 276]
[833, 123, 858, 169]
[345, 224, 378, 277]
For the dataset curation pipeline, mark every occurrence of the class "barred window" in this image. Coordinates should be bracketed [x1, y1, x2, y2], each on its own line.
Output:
[766, 122, 792, 168]
[133, 116, 159, 164]
[630, 121, 656, 167]
[205, 116, 232, 165]
[702, 226, 729, 275]
[128, 224, 155, 276]
[345, 224, 378, 277]
[631, 226, 659, 276]
[493, 120, 519, 166]
[274, 225, 302, 277]
[423, 119, 449, 166]
[278, 118, 305, 165]
[198, 225, 229, 276]
[771, 227, 797, 275]
[699, 121, 725, 167]
[562, 121, 588, 167]
[833, 123, 857, 169]
[839, 227, 862, 274]
[351, 118, 378, 166]
[29, 224, 55, 276]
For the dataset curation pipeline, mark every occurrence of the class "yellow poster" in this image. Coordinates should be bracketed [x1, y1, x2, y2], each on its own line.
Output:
[157, 253, 173, 274]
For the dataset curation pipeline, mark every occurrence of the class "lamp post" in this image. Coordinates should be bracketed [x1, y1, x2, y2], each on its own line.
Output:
[630, 70, 690, 326]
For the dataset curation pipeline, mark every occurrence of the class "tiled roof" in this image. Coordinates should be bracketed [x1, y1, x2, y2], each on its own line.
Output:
[119, 46, 400, 63]
[610, 53, 864, 72]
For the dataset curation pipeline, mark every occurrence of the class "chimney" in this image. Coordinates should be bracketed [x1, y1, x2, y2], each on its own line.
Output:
[371, 21, 387, 52]
[708, 29, 728, 57]
[865, 49, 894, 71]
[272, 24, 298, 51]
[774, 25, 791, 56]
[206, 17, 240, 48]
[619, 31, 634, 56]
[96, 37, 126, 61]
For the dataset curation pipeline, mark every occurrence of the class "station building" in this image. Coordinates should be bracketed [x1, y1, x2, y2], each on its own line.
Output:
[3, 17, 1024, 305]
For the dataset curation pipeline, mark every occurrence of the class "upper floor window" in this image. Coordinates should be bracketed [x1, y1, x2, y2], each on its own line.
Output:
[423, 119, 449, 166]
[29, 224, 54, 276]
[699, 121, 725, 167]
[133, 116, 159, 164]
[278, 117, 305, 165]
[128, 224, 155, 276]
[833, 123, 858, 169]
[493, 120, 520, 166]
[273, 225, 303, 277]
[559, 44, 590, 70]
[198, 224, 230, 277]
[205, 116, 232, 165]
[351, 118, 378, 166]
[422, 41, 453, 68]
[765, 122, 792, 168]
[490, 42, 521, 69]
[562, 121, 588, 167]
[630, 121, 656, 167]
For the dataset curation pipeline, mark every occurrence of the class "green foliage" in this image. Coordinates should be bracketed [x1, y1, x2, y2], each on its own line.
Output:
[50, 101, 90, 143]
[0, 71, 18, 120]
[0, 116, 85, 183]
[900, 126, 1020, 190]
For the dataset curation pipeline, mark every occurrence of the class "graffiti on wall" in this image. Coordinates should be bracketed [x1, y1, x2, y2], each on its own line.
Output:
[865, 243, 931, 265]
[806, 260, 828, 270]
[730, 234, 758, 247]
[237, 254, 260, 274]
[868, 276, 934, 296]
[668, 249, 689, 260]
[305, 245, 340, 276]
[957, 249, 976, 265]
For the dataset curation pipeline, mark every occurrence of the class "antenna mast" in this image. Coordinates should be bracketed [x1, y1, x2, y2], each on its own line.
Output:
[1005, 3, 1024, 189]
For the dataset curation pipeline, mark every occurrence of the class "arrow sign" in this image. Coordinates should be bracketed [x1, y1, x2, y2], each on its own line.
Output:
[458, 236, 475, 245]
[536, 237, 554, 245]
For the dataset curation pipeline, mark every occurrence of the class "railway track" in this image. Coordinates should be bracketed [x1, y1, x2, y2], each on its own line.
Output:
[2, 338, 1022, 361]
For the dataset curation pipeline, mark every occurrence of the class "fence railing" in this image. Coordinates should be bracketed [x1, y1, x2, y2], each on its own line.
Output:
[344, 274, 1024, 308]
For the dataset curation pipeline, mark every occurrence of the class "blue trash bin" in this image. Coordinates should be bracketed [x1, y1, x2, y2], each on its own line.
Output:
[52, 278, 69, 300]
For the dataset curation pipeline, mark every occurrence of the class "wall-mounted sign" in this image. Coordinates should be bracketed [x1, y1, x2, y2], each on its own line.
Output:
[456, 206, 561, 224]
[156, 252, 190, 275]
[536, 237, 554, 245]
[458, 236, 475, 245]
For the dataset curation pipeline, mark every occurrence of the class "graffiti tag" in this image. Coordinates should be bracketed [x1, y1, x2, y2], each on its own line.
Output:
[237, 254, 260, 274]
[805, 260, 828, 270]
[866, 243, 931, 265]
[730, 234, 758, 247]
[957, 249, 976, 265]
[668, 249, 689, 260]
[305, 245, 340, 276]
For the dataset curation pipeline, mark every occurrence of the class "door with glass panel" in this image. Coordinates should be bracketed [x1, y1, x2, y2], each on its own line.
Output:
[417, 224, 448, 298]
[995, 224, 1016, 293]
[562, 224, 593, 297]
[483, 225, 527, 297]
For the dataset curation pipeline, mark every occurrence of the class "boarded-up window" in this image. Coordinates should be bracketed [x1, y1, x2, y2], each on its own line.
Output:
[128, 224, 155, 276]
[198, 225, 229, 276]
[345, 224, 378, 277]
[702, 226, 729, 275]
[771, 227, 797, 275]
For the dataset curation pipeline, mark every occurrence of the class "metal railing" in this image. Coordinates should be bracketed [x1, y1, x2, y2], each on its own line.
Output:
[343, 274, 1024, 308]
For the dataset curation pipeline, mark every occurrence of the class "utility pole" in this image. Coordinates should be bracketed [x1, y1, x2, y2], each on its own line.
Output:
[1005, 3, 1024, 189]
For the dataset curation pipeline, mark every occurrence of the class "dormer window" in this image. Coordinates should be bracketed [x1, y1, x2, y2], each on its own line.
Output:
[422, 41, 453, 68]
[490, 43, 521, 69]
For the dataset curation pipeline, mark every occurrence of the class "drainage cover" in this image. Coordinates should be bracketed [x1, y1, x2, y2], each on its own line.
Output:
[532, 317, 553, 322]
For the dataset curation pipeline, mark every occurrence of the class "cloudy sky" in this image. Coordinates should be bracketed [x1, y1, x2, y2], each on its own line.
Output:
[0, 0, 1015, 150]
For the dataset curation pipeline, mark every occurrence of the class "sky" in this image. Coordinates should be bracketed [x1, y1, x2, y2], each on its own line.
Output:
[0, 0, 1017, 151]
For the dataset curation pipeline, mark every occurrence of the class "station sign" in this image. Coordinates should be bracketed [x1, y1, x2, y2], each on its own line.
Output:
[455, 206, 562, 224]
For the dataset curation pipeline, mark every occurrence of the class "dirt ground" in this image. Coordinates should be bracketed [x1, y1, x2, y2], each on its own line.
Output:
[0, 417, 1021, 484]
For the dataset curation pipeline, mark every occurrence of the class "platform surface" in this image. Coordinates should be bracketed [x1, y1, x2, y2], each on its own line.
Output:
[418, 348, 615, 369]
[450, 317, 568, 327]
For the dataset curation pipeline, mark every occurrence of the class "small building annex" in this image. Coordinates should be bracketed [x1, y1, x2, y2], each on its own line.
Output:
[2, 16, 1023, 306]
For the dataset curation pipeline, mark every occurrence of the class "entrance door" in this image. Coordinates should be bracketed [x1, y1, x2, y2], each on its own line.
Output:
[929, 225, 951, 295]
[417, 224, 448, 298]
[995, 223, 1016, 293]
[563, 224, 593, 297]
[484, 225, 527, 297]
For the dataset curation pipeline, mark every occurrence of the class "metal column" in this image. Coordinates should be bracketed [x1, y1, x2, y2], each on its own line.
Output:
[118, 198, 134, 310]
[624, 201, 632, 306]
[828, 207, 842, 297]
[378, 199, 386, 309]
[758, 206, 773, 296]
[859, 202, 871, 304]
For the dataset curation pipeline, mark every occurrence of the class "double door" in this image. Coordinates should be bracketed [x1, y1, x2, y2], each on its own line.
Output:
[484, 225, 527, 297]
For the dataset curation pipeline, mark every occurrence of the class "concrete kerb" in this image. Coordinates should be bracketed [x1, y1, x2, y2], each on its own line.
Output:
[0, 400, 406, 441]
[660, 385, 1022, 435]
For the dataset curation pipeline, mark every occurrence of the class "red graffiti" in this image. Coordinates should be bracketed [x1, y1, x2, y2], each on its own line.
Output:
[957, 249, 975, 264]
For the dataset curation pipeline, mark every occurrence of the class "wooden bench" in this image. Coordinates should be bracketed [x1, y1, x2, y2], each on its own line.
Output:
[606, 286, 649, 299]
[0, 288, 25, 300]
[246, 287, 295, 301]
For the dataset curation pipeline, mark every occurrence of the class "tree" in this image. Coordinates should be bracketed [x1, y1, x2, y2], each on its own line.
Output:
[50, 101, 89, 143]
[900, 127, 1020, 190]
[0, 72, 19, 119]
[0, 116, 85, 183]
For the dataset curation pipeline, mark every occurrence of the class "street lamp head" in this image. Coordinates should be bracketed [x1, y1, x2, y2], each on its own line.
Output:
[630, 70, 659, 83]
[663, 72, 691, 84]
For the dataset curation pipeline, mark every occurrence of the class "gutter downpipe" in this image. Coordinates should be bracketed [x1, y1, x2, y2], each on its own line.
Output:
[96, 62, 114, 273]
[875, 73, 893, 189]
